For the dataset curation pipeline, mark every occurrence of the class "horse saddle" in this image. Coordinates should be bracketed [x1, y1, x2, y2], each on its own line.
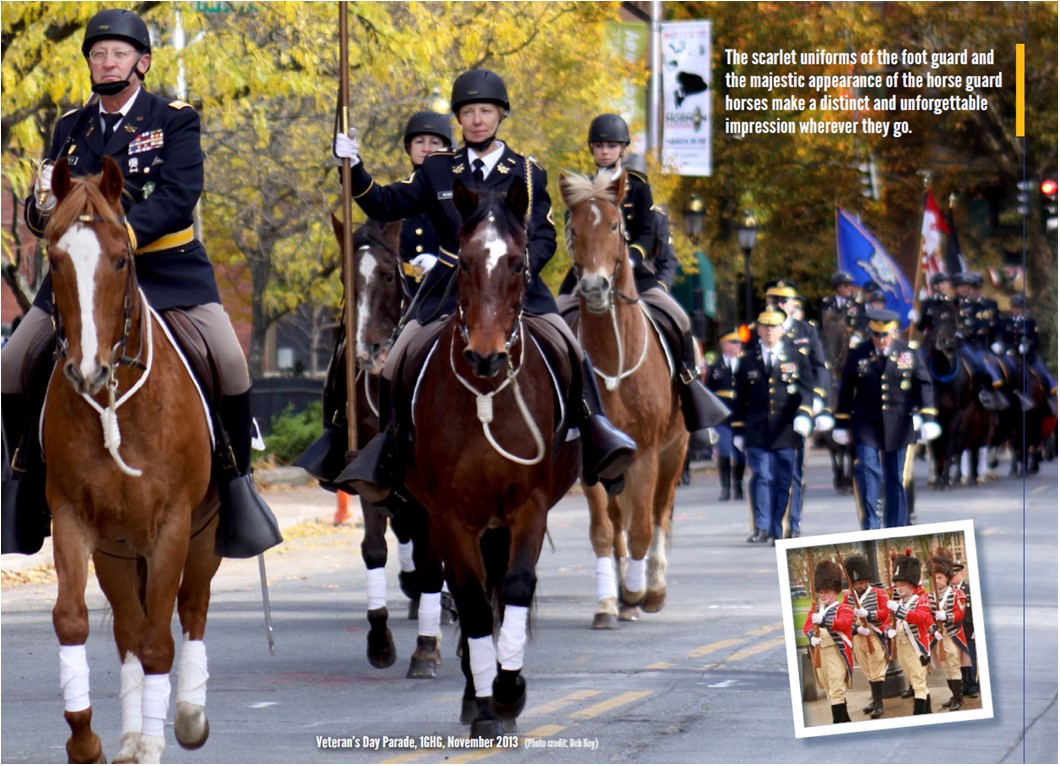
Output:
[159, 309, 222, 410]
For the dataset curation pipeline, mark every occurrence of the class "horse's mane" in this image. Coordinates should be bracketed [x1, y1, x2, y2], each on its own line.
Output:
[458, 190, 527, 249]
[560, 171, 620, 209]
[43, 174, 124, 242]
[355, 219, 398, 256]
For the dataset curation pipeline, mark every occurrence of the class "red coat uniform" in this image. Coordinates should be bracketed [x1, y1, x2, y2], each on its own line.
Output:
[843, 585, 892, 654]
[928, 585, 969, 655]
[891, 590, 935, 661]
[803, 601, 855, 677]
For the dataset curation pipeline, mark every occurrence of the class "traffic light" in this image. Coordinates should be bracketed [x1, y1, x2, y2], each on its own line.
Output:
[1041, 179, 1058, 232]
[858, 157, 879, 200]
[1016, 179, 1035, 216]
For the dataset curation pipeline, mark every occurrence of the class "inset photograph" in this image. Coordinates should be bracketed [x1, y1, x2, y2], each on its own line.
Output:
[776, 520, 992, 737]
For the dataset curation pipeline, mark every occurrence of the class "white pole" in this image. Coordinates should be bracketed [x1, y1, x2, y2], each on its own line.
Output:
[649, 0, 662, 163]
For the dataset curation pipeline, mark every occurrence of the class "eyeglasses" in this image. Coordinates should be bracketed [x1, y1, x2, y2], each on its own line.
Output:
[88, 48, 138, 64]
[870, 331, 891, 338]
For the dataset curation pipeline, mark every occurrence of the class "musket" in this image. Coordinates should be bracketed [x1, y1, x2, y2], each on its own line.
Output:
[932, 580, 948, 661]
[835, 546, 874, 655]
[806, 549, 821, 669]
[337, 1, 358, 457]
[882, 539, 897, 662]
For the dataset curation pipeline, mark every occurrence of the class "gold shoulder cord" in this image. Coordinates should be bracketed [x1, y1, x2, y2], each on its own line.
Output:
[524, 156, 533, 226]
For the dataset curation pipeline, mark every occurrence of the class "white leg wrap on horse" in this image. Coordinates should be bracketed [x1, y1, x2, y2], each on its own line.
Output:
[596, 557, 617, 602]
[120, 652, 144, 734]
[467, 636, 497, 698]
[397, 541, 415, 573]
[497, 605, 529, 671]
[176, 639, 208, 707]
[961, 450, 971, 477]
[417, 591, 442, 637]
[625, 557, 647, 594]
[59, 644, 91, 713]
[978, 447, 989, 474]
[365, 567, 387, 610]
[141, 673, 171, 739]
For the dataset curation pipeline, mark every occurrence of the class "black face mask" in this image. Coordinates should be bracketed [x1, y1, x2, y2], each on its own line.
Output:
[91, 53, 144, 96]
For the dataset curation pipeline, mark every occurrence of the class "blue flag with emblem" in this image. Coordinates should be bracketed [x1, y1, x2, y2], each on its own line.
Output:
[835, 208, 914, 328]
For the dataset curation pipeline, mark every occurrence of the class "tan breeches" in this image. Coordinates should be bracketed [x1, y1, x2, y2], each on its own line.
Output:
[896, 631, 928, 700]
[939, 633, 962, 680]
[813, 632, 849, 705]
[852, 632, 887, 683]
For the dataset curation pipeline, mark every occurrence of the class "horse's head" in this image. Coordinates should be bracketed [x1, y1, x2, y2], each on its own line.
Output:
[452, 178, 529, 379]
[927, 300, 959, 352]
[45, 156, 135, 396]
[558, 170, 629, 313]
[332, 215, 404, 374]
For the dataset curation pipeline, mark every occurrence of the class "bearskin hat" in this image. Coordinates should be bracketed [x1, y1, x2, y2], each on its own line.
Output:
[814, 560, 843, 594]
[892, 550, 921, 586]
[844, 553, 872, 583]
[930, 547, 955, 580]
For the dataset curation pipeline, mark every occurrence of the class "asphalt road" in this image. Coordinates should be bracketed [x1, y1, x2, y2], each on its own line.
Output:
[1, 449, 1056, 764]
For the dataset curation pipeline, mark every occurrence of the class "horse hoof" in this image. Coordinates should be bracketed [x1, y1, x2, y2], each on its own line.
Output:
[407, 657, 438, 678]
[175, 701, 210, 750]
[620, 586, 645, 607]
[592, 612, 619, 630]
[470, 715, 504, 739]
[641, 589, 666, 613]
[491, 671, 526, 720]
[114, 731, 141, 763]
[618, 604, 640, 621]
[368, 635, 398, 669]
[407, 635, 441, 678]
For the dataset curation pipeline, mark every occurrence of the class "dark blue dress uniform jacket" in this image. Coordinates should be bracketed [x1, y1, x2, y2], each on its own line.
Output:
[834, 338, 936, 452]
[350, 144, 557, 323]
[26, 89, 220, 312]
[731, 337, 814, 451]
[819, 295, 865, 333]
[784, 318, 829, 402]
[705, 357, 739, 426]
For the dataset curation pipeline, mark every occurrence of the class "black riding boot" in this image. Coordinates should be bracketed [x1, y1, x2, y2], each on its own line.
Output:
[865, 680, 885, 718]
[717, 456, 731, 501]
[578, 352, 636, 488]
[945, 678, 963, 711]
[830, 702, 851, 723]
[676, 330, 730, 432]
[215, 391, 283, 559]
[333, 378, 399, 504]
[732, 460, 745, 501]
[1, 394, 51, 555]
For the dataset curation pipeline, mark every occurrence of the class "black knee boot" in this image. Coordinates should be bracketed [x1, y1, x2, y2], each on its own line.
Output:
[863, 680, 884, 718]
[676, 331, 730, 432]
[215, 391, 283, 558]
[1, 393, 51, 555]
[946, 678, 963, 711]
[717, 456, 731, 500]
[333, 377, 400, 504]
[578, 353, 636, 487]
[732, 459, 745, 501]
[830, 701, 851, 723]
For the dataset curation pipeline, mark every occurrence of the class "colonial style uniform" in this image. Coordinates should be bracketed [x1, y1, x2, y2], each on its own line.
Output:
[731, 310, 814, 543]
[842, 553, 891, 719]
[705, 330, 745, 502]
[928, 550, 969, 711]
[887, 553, 935, 714]
[834, 310, 937, 529]
[803, 560, 855, 723]
[952, 562, 980, 699]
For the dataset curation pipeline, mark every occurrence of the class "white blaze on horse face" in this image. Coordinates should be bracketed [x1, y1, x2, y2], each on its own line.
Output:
[589, 201, 603, 228]
[580, 202, 612, 280]
[474, 223, 509, 278]
[56, 223, 104, 380]
[355, 248, 377, 354]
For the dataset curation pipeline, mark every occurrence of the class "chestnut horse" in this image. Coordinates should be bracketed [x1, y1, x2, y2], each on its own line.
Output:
[42, 157, 219, 763]
[401, 180, 579, 735]
[559, 171, 688, 628]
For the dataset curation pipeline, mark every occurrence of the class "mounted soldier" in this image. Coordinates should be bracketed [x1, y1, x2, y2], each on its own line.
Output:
[953, 272, 1007, 409]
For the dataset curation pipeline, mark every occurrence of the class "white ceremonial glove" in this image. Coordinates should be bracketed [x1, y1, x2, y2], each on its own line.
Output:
[912, 413, 923, 432]
[886, 599, 899, 611]
[1019, 343, 1027, 355]
[921, 421, 942, 442]
[886, 628, 897, 639]
[857, 626, 871, 637]
[34, 161, 56, 212]
[812, 396, 825, 416]
[935, 610, 947, 621]
[706, 427, 720, 445]
[810, 612, 823, 625]
[815, 413, 835, 432]
[991, 341, 1003, 355]
[849, 332, 863, 349]
[410, 253, 438, 273]
[908, 308, 920, 324]
[934, 630, 944, 642]
[733, 435, 745, 452]
[832, 428, 850, 446]
[809, 636, 822, 647]
[855, 607, 869, 619]
[793, 415, 813, 437]
[333, 130, 361, 166]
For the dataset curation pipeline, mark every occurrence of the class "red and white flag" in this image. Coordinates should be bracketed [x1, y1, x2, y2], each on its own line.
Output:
[918, 190, 950, 297]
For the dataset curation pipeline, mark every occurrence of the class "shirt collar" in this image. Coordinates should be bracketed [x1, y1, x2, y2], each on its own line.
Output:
[99, 87, 141, 122]
[467, 141, 506, 178]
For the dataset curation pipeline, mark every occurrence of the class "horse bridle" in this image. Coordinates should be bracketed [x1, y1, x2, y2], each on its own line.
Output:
[455, 245, 531, 357]
[568, 197, 639, 311]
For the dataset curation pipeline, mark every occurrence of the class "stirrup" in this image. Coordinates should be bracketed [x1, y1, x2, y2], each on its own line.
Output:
[215, 474, 283, 558]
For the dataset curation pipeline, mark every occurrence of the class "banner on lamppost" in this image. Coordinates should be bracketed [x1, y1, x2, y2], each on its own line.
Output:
[604, 22, 649, 155]
[661, 20, 712, 176]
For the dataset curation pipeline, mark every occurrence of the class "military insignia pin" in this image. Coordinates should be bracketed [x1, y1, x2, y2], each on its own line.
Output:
[142, 181, 156, 199]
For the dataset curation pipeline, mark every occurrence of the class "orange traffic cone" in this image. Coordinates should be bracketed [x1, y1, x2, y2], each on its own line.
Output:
[333, 490, 351, 526]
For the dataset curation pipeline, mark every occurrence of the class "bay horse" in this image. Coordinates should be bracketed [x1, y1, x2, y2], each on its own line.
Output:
[998, 350, 1049, 476]
[400, 180, 579, 735]
[921, 300, 972, 489]
[819, 305, 855, 494]
[321, 215, 447, 678]
[559, 170, 687, 628]
[42, 156, 219, 763]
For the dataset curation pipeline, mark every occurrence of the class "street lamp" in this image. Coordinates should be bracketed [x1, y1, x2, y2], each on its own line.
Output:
[427, 86, 449, 114]
[735, 212, 758, 326]
[682, 194, 708, 342]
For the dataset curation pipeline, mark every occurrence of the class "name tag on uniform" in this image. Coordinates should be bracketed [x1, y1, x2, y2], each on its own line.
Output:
[129, 129, 164, 155]
[437, 191, 453, 200]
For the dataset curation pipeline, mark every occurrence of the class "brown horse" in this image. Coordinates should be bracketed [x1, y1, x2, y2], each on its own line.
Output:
[43, 157, 220, 763]
[400, 180, 579, 735]
[559, 171, 687, 628]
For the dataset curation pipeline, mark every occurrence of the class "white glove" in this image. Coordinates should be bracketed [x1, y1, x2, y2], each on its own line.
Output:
[809, 636, 822, 647]
[812, 397, 825, 416]
[935, 610, 947, 621]
[857, 626, 871, 636]
[912, 413, 923, 431]
[815, 413, 835, 432]
[849, 332, 863, 349]
[733, 435, 745, 452]
[920, 421, 942, 442]
[934, 630, 944, 642]
[886, 599, 899, 611]
[855, 607, 869, 619]
[793, 415, 812, 437]
[991, 341, 1003, 354]
[410, 253, 438, 273]
[810, 612, 823, 625]
[34, 162, 56, 212]
[886, 628, 897, 639]
[832, 428, 849, 446]
[1019, 343, 1027, 355]
[333, 130, 361, 165]
[908, 308, 920, 323]
[706, 427, 720, 445]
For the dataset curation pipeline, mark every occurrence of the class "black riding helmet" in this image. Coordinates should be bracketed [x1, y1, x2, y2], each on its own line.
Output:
[588, 114, 630, 146]
[450, 69, 510, 114]
[929, 272, 951, 287]
[830, 271, 855, 288]
[403, 111, 453, 152]
[82, 8, 151, 56]
[1010, 293, 1026, 308]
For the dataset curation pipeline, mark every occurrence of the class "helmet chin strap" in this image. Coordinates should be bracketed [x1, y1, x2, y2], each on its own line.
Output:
[464, 134, 497, 153]
[91, 54, 144, 97]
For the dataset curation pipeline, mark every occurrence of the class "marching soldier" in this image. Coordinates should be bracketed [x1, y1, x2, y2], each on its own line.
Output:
[842, 553, 892, 719]
[833, 309, 941, 529]
[803, 559, 855, 724]
[953, 273, 1007, 409]
[731, 308, 814, 543]
[819, 271, 865, 338]
[331, 68, 635, 501]
[3, 8, 281, 558]
[886, 551, 935, 714]
[950, 561, 980, 700]
[705, 330, 746, 501]
[928, 548, 969, 711]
